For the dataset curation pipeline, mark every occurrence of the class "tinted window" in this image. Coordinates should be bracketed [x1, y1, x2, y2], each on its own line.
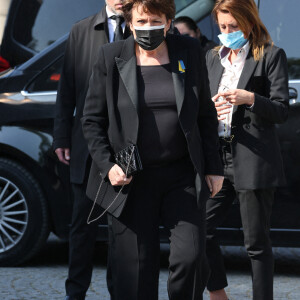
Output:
[175, 0, 196, 12]
[197, 14, 220, 44]
[28, 57, 63, 92]
[259, 0, 300, 79]
[13, 0, 104, 53]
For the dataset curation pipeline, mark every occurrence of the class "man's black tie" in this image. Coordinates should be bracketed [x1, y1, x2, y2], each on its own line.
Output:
[111, 15, 124, 41]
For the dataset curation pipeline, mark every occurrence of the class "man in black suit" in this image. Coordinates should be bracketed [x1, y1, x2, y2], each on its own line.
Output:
[53, 1, 130, 299]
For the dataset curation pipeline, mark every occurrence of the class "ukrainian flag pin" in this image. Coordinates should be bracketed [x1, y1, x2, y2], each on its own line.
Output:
[178, 60, 185, 73]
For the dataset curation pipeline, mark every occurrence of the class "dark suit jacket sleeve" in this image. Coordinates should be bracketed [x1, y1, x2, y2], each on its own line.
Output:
[52, 27, 77, 150]
[197, 47, 223, 176]
[81, 46, 115, 178]
[251, 47, 289, 124]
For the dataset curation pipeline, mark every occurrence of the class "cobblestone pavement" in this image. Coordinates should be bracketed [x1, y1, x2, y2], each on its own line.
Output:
[0, 236, 300, 300]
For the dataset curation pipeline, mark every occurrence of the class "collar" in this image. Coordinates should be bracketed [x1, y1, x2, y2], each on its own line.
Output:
[93, 6, 107, 29]
[218, 41, 250, 60]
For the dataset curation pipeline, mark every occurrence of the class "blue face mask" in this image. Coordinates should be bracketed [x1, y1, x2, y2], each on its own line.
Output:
[218, 30, 248, 50]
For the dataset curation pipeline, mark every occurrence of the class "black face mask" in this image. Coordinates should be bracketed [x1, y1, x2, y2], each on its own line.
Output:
[134, 25, 165, 51]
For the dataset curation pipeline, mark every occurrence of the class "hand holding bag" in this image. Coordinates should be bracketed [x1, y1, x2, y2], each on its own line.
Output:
[114, 144, 143, 177]
[87, 144, 142, 223]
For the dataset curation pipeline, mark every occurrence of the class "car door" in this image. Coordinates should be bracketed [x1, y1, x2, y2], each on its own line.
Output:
[257, 0, 300, 245]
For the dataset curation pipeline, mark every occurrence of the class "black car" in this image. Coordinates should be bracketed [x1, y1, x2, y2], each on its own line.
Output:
[0, 0, 300, 266]
[0, 0, 104, 68]
[0, 0, 217, 266]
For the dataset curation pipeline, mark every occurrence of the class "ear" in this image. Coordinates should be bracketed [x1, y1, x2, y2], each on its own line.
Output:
[165, 19, 172, 32]
[129, 22, 134, 32]
[196, 28, 201, 39]
[129, 22, 136, 38]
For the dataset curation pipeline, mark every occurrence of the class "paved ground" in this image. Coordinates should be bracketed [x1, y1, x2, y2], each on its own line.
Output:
[0, 235, 300, 299]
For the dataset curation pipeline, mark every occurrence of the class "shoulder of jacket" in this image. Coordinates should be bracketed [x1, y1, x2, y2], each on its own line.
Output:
[70, 13, 100, 35]
[101, 40, 125, 56]
[263, 43, 286, 63]
[167, 34, 201, 51]
[263, 43, 285, 56]
[206, 48, 219, 64]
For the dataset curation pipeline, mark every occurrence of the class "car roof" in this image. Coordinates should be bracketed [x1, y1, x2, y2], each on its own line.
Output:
[18, 34, 69, 72]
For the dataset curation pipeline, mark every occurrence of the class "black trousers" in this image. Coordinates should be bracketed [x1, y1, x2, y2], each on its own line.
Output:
[109, 158, 207, 300]
[66, 182, 113, 299]
[205, 142, 274, 300]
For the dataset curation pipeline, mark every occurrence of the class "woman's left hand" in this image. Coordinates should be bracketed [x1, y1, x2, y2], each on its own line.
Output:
[219, 89, 255, 106]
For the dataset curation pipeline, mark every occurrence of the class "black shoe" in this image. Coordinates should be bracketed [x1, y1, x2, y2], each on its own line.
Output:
[64, 297, 79, 300]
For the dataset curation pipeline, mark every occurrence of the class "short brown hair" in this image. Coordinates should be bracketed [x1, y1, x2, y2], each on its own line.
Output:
[122, 0, 175, 24]
[213, 0, 272, 60]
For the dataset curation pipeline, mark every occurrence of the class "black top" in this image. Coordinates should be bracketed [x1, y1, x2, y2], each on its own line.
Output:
[136, 63, 188, 167]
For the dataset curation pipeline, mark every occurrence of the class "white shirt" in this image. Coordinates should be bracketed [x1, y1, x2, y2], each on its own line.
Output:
[106, 6, 126, 43]
[217, 41, 250, 137]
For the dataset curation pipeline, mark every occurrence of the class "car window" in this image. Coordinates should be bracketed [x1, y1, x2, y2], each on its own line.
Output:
[175, 0, 214, 20]
[13, 0, 104, 53]
[175, 0, 196, 12]
[27, 57, 63, 93]
[259, 0, 300, 80]
[197, 14, 220, 44]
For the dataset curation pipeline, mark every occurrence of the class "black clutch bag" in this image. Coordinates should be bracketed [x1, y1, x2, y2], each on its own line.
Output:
[87, 144, 142, 224]
[114, 144, 143, 177]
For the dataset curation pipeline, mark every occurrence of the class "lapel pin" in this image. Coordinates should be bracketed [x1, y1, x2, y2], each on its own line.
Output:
[178, 60, 186, 73]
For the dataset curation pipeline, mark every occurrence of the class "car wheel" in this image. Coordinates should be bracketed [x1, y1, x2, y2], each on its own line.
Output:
[0, 158, 50, 266]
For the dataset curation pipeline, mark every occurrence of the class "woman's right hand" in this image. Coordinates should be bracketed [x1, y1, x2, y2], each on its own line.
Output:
[108, 164, 133, 186]
[212, 94, 232, 121]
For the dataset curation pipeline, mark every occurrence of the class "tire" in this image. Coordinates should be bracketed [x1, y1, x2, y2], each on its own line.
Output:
[0, 158, 50, 266]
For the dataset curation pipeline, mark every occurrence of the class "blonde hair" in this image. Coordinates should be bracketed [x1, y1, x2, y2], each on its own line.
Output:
[213, 0, 272, 60]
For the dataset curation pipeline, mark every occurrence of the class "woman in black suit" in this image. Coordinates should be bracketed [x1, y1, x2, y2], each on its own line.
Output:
[204, 0, 289, 300]
[81, 0, 223, 299]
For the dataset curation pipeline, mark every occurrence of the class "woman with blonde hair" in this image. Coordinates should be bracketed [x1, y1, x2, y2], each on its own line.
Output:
[204, 0, 289, 299]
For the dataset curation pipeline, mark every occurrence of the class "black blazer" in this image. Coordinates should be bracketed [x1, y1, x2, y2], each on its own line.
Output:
[81, 34, 223, 217]
[52, 7, 130, 184]
[206, 44, 289, 190]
